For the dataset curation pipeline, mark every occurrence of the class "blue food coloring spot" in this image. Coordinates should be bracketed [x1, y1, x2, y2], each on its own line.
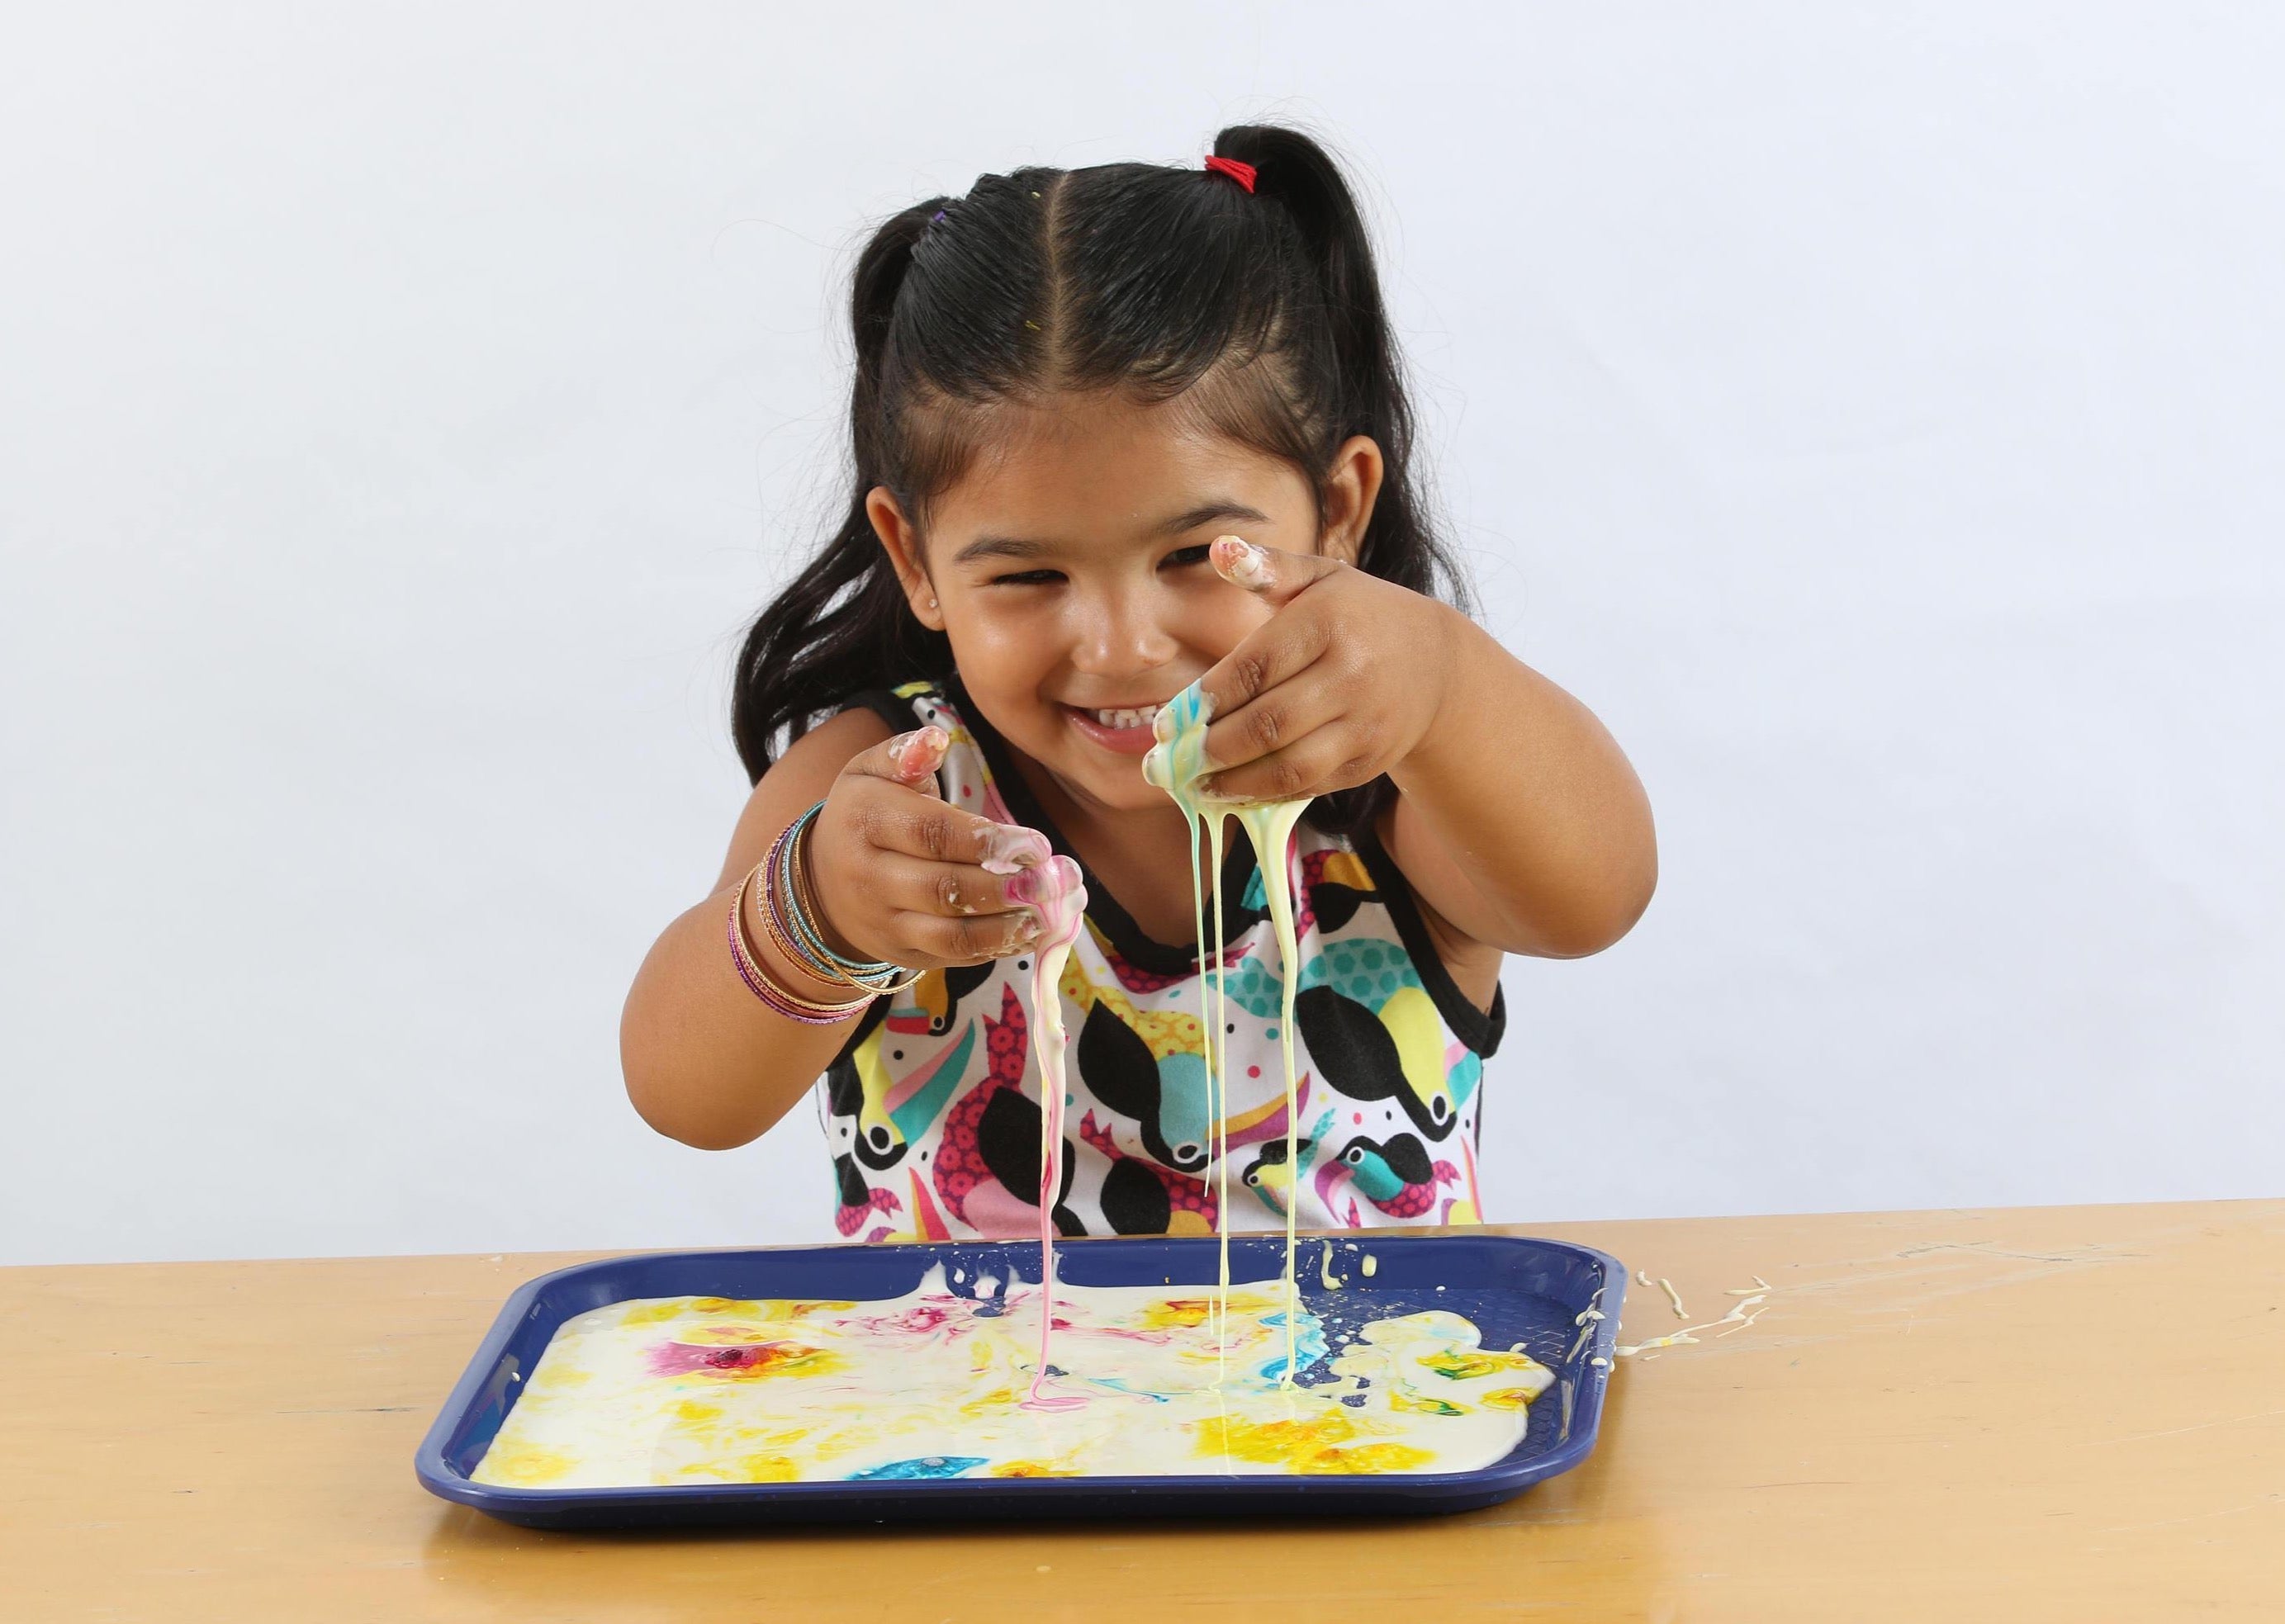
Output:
[849, 1456, 987, 1480]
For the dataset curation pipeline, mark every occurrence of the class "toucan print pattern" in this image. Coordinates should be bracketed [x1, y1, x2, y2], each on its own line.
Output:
[813, 679, 1506, 1241]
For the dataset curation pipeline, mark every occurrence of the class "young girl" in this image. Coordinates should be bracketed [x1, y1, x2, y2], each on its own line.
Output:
[621, 125, 1656, 1243]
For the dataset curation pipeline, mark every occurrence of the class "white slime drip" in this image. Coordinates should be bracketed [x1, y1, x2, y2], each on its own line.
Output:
[1009, 848, 1088, 1412]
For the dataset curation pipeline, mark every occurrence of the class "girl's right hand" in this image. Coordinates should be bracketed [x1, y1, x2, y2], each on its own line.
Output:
[802, 726, 1069, 970]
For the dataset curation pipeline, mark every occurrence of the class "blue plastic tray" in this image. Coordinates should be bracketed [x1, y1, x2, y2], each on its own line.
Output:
[415, 1233, 1625, 1527]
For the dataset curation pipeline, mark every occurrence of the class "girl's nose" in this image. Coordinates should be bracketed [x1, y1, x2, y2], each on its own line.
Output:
[1067, 585, 1178, 679]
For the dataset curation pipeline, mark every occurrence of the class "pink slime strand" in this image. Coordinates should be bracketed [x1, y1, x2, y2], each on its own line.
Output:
[1015, 853, 1088, 1413]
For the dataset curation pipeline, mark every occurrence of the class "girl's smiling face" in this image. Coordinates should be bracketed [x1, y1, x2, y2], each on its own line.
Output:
[867, 390, 1377, 817]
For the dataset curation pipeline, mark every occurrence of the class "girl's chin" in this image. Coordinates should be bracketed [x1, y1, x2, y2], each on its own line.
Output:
[1025, 736, 1170, 812]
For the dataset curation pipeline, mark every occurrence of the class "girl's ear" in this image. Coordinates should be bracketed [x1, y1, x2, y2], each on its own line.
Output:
[1318, 434, 1384, 567]
[866, 485, 944, 630]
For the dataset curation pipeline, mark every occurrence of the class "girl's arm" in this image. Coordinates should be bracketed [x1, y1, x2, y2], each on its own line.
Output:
[620, 709, 894, 1150]
[621, 709, 1058, 1150]
[1191, 536, 1657, 964]
[1377, 621, 1657, 960]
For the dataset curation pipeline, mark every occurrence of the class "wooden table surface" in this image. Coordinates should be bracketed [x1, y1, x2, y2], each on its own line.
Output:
[3, 1200, 2279, 1622]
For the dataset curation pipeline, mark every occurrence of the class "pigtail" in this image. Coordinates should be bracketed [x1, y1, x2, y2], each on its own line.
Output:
[1210, 125, 1472, 835]
[731, 204, 956, 782]
[1210, 125, 1467, 613]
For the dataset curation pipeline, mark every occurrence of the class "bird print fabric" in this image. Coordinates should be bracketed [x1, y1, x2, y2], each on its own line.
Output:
[813, 678, 1506, 1241]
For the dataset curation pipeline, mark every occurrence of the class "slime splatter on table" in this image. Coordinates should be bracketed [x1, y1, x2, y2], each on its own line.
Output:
[472, 1262, 1551, 1486]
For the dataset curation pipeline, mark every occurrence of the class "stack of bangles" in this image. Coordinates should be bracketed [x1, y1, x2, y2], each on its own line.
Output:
[729, 801, 922, 1025]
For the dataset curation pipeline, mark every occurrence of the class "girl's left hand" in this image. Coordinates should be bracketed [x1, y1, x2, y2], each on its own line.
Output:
[1183, 533, 1458, 803]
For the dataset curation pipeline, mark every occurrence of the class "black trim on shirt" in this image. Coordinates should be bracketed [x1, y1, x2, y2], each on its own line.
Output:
[1351, 817, 1508, 1058]
[836, 686, 931, 741]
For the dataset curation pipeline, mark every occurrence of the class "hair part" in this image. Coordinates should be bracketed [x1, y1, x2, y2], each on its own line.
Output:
[732, 122, 1471, 836]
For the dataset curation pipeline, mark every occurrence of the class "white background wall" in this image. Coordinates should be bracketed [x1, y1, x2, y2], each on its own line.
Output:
[4, 4, 2279, 1267]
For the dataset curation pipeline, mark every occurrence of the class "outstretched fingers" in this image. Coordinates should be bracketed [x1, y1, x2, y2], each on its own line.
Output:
[880, 851, 1083, 965]
[843, 732, 1053, 870]
[844, 724, 951, 798]
[819, 724, 1077, 964]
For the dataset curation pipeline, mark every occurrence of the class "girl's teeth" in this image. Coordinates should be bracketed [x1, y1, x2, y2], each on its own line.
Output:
[1089, 706, 1159, 730]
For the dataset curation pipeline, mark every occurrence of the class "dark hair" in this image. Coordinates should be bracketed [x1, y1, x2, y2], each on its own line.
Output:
[731, 121, 1472, 836]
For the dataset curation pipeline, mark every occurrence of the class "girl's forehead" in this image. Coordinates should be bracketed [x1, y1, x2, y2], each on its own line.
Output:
[935, 392, 1307, 542]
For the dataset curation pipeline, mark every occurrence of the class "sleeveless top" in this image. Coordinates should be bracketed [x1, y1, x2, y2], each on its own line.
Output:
[812, 675, 1505, 1242]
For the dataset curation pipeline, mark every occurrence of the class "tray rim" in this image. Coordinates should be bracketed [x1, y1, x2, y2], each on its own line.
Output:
[413, 1231, 1628, 1522]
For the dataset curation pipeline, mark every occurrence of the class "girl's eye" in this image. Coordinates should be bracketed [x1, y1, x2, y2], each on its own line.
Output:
[987, 546, 1207, 587]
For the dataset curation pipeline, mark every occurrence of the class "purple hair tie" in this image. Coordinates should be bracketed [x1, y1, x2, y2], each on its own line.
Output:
[930, 209, 947, 224]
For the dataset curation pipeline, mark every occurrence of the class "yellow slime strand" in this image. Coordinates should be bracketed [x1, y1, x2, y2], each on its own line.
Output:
[1145, 684, 1313, 1390]
[1180, 804, 1223, 1378]
[1235, 798, 1309, 1387]
[1211, 815, 1231, 1387]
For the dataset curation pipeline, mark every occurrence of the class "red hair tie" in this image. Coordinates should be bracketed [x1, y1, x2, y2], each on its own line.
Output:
[1203, 154, 1257, 193]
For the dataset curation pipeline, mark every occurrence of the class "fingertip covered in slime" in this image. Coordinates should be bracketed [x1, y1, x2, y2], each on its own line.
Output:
[1150, 685, 1211, 746]
[1211, 533, 1271, 588]
[1005, 854, 1087, 950]
[889, 725, 949, 777]
[1145, 680, 1284, 809]
[1144, 684, 1214, 798]
[977, 821, 1054, 876]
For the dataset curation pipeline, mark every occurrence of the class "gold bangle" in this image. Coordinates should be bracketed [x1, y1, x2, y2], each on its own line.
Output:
[756, 842, 884, 997]
[785, 813, 927, 995]
[729, 863, 873, 1020]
